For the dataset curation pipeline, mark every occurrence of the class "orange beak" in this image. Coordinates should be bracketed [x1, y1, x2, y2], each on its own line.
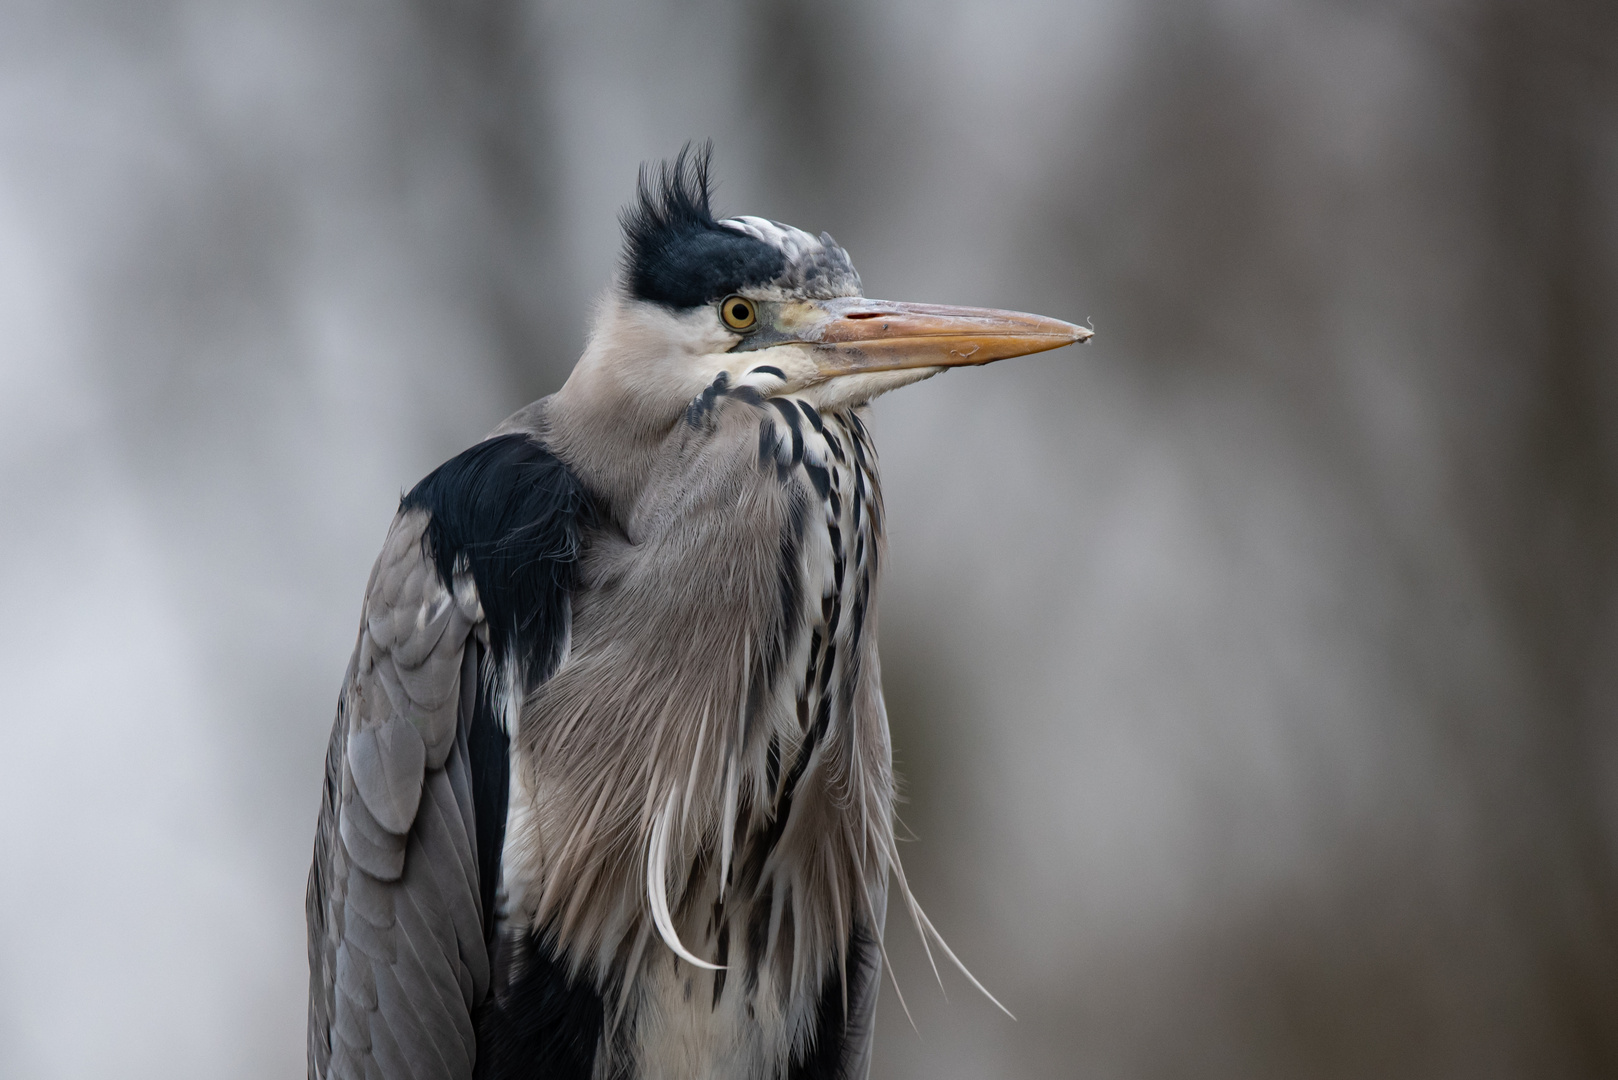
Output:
[773, 296, 1091, 376]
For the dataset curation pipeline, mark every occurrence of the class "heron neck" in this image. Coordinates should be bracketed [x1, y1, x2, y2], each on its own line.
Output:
[495, 383, 669, 528]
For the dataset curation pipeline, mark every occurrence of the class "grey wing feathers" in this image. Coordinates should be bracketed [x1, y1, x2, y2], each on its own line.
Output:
[309, 509, 487, 1080]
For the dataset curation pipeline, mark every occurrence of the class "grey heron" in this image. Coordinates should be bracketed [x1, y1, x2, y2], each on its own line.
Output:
[307, 144, 1090, 1080]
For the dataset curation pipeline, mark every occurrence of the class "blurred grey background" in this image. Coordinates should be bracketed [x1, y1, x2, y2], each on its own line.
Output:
[1, 0, 1615, 1077]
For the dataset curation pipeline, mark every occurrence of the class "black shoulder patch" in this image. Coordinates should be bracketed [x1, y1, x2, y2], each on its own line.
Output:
[403, 434, 593, 957]
[401, 433, 593, 690]
[621, 142, 786, 309]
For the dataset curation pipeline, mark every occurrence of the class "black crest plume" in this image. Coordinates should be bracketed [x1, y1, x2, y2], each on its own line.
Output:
[621, 141, 786, 309]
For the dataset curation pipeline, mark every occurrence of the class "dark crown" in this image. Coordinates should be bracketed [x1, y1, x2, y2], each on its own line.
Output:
[620, 143, 786, 309]
[620, 143, 861, 309]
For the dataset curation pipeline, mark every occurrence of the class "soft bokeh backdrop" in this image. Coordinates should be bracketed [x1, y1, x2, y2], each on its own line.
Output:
[2, 0, 1615, 1077]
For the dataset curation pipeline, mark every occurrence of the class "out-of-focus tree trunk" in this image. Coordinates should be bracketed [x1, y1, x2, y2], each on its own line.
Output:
[1461, 0, 1618, 1068]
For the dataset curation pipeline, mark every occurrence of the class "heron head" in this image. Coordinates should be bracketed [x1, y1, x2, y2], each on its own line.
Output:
[557, 144, 1089, 428]
[544, 145, 1090, 510]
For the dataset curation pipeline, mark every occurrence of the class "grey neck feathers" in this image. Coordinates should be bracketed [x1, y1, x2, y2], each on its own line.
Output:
[507, 384, 667, 528]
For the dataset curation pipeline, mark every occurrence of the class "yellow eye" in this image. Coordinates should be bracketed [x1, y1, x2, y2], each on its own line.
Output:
[720, 295, 757, 331]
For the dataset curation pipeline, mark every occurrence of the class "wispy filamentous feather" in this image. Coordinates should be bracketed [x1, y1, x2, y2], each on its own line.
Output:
[647, 791, 724, 970]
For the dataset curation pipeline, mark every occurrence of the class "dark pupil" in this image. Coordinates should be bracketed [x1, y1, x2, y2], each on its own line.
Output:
[731, 303, 748, 321]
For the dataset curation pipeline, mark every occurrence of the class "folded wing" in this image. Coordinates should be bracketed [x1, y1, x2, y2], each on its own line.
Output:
[308, 433, 591, 1080]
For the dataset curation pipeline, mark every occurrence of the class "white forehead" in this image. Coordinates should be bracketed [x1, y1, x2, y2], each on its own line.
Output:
[720, 215, 863, 300]
[720, 216, 825, 260]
